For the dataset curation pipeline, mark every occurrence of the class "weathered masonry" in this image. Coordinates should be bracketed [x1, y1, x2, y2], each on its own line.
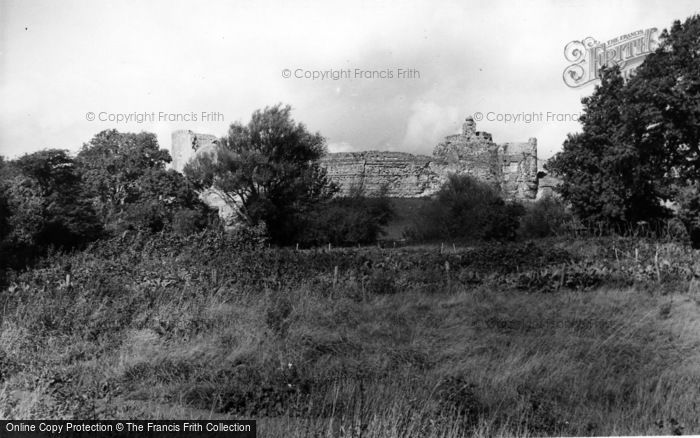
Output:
[319, 117, 539, 201]
[172, 117, 542, 204]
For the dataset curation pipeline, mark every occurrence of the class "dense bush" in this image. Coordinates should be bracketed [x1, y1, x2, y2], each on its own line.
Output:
[675, 183, 700, 248]
[405, 174, 524, 242]
[299, 184, 394, 246]
[171, 208, 216, 236]
[519, 194, 572, 238]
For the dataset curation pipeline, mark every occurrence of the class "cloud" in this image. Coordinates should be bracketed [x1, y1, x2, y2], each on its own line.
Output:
[327, 141, 355, 153]
[402, 101, 460, 153]
[1, 0, 699, 160]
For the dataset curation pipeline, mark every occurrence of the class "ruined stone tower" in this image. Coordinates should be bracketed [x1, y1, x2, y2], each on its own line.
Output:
[171, 130, 218, 173]
[462, 116, 477, 138]
[432, 118, 502, 191]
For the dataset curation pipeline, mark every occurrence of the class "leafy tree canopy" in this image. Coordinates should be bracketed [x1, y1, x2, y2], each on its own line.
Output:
[77, 129, 211, 233]
[548, 15, 700, 228]
[548, 66, 668, 225]
[185, 104, 337, 244]
[626, 15, 700, 181]
[77, 130, 172, 222]
[1, 150, 102, 266]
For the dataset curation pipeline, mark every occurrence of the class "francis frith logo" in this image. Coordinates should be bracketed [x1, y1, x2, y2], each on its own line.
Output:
[563, 28, 658, 88]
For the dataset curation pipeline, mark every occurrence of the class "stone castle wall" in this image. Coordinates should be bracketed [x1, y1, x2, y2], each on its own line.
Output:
[498, 139, 539, 201]
[319, 152, 447, 197]
[535, 158, 561, 200]
[317, 118, 539, 201]
[171, 117, 541, 207]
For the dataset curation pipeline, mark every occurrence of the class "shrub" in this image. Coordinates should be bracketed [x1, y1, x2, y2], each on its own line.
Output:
[116, 200, 216, 235]
[675, 183, 700, 248]
[406, 174, 524, 242]
[663, 217, 689, 242]
[366, 270, 398, 295]
[519, 194, 572, 238]
[300, 183, 394, 246]
[172, 208, 215, 236]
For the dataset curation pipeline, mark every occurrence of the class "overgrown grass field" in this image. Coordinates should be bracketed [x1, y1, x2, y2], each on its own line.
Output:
[2, 231, 700, 436]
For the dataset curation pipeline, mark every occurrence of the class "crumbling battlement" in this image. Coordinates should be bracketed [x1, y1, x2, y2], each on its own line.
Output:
[171, 116, 541, 203]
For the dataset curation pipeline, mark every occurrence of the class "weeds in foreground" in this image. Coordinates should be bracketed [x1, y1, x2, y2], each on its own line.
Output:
[1, 233, 700, 436]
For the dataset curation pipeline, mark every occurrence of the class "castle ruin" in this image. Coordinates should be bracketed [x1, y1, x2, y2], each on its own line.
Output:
[171, 130, 219, 172]
[171, 117, 543, 222]
[318, 117, 538, 201]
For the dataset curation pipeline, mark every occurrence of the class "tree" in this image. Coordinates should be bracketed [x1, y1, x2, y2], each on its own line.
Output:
[549, 15, 700, 238]
[77, 130, 212, 233]
[121, 168, 215, 233]
[624, 15, 700, 244]
[1, 150, 102, 268]
[626, 15, 700, 181]
[184, 104, 337, 244]
[547, 66, 669, 226]
[77, 130, 171, 223]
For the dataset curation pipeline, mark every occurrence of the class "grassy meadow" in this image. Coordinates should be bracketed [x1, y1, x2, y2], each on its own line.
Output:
[1, 231, 700, 437]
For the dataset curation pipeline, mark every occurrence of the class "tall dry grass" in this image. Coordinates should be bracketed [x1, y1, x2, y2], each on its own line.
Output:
[1, 234, 699, 436]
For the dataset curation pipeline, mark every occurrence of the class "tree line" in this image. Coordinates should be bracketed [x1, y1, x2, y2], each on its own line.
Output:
[0, 105, 394, 274]
[547, 15, 700, 246]
[2, 13, 700, 275]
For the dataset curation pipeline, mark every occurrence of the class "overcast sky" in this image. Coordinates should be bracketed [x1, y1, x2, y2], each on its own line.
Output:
[1, 0, 699, 162]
